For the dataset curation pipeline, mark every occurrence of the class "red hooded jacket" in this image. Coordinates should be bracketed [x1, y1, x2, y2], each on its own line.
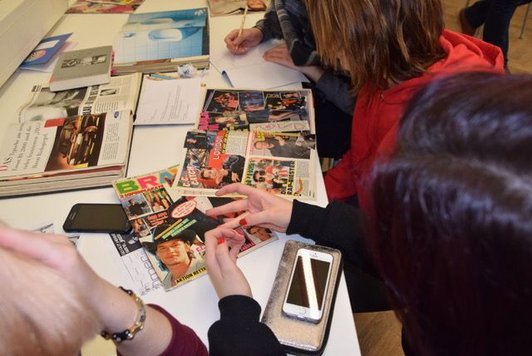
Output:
[324, 30, 504, 202]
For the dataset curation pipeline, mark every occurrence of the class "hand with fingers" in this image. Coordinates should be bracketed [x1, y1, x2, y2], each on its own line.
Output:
[205, 183, 293, 232]
[204, 227, 252, 298]
[224, 28, 263, 55]
[0, 227, 101, 292]
[0, 227, 184, 355]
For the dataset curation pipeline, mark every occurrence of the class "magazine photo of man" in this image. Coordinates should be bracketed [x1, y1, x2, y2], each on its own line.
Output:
[144, 227, 204, 289]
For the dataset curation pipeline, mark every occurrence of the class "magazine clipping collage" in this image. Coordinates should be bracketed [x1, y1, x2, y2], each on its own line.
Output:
[112, 166, 277, 292]
[174, 88, 317, 200]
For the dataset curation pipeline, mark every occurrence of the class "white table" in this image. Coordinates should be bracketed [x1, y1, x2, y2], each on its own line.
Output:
[0, 1, 361, 355]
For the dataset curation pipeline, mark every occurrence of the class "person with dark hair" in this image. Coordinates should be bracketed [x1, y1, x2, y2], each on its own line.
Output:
[224, 0, 354, 159]
[143, 228, 203, 289]
[199, 155, 245, 188]
[204, 72, 532, 355]
[459, 0, 531, 68]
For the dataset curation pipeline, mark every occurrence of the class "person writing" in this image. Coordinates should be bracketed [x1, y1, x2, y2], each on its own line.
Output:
[204, 72, 532, 355]
[224, 0, 354, 160]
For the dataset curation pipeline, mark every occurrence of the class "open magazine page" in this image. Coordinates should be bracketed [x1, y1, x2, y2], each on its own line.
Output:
[248, 131, 316, 159]
[0, 111, 133, 196]
[113, 166, 277, 292]
[196, 88, 314, 133]
[18, 73, 142, 123]
[243, 156, 316, 199]
[245, 131, 317, 199]
[109, 232, 163, 296]
[172, 130, 249, 197]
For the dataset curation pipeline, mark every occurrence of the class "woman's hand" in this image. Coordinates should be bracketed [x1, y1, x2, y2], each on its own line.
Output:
[0, 227, 102, 292]
[0, 227, 175, 355]
[205, 227, 252, 299]
[224, 28, 263, 55]
[206, 183, 293, 232]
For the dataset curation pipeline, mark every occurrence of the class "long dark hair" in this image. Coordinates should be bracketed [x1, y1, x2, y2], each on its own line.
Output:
[368, 72, 532, 355]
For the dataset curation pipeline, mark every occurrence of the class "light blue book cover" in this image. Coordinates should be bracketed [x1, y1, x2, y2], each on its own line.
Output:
[113, 8, 209, 64]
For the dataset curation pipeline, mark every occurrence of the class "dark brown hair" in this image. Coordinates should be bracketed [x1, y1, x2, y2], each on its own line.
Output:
[368, 72, 532, 355]
[305, 0, 446, 91]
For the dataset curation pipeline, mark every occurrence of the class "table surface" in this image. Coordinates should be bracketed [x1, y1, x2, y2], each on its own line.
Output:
[0, 1, 361, 355]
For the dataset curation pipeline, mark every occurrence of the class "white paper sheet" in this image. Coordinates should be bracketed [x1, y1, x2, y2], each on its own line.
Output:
[210, 40, 309, 89]
[135, 75, 202, 125]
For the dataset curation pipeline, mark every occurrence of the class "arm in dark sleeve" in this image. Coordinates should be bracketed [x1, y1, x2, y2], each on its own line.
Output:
[286, 200, 376, 274]
[208, 295, 285, 356]
[254, 2, 283, 42]
[148, 304, 208, 356]
[314, 71, 356, 116]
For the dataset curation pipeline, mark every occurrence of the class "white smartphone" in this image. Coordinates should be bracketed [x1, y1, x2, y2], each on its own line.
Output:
[282, 248, 334, 323]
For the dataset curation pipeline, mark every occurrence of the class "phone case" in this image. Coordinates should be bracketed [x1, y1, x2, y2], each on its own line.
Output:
[261, 240, 343, 355]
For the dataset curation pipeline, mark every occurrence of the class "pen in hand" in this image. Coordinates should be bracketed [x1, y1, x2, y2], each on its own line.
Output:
[235, 4, 248, 52]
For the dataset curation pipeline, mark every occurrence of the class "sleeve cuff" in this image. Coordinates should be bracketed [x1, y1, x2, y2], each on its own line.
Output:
[218, 295, 262, 322]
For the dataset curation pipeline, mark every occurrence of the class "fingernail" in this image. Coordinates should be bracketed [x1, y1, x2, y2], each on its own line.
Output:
[239, 218, 248, 226]
[217, 237, 225, 245]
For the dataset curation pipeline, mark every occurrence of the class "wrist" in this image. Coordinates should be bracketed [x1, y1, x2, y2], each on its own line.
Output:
[101, 287, 146, 343]
[250, 27, 264, 42]
[92, 281, 140, 334]
[300, 66, 325, 82]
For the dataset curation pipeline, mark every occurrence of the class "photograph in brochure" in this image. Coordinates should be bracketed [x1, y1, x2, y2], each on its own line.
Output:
[20, 33, 72, 68]
[0, 110, 133, 197]
[248, 131, 316, 159]
[173, 130, 248, 196]
[197, 88, 314, 132]
[49, 46, 113, 92]
[113, 166, 277, 291]
[243, 157, 316, 199]
[112, 8, 210, 74]
[67, 0, 146, 14]
[18, 73, 142, 123]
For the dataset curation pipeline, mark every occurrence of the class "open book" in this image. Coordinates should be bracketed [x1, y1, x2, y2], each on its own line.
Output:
[0, 74, 142, 198]
[0, 110, 134, 198]
[112, 166, 277, 291]
[112, 8, 210, 75]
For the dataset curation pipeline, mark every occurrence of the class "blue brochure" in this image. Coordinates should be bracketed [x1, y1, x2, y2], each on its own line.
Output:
[20, 33, 72, 67]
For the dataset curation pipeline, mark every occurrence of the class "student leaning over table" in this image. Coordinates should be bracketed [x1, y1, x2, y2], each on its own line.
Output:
[224, 0, 354, 159]
[296, 0, 505, 203]
[205, 73, 532, 355]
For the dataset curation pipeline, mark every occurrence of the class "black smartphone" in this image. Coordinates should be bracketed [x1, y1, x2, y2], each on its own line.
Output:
[63, 203, 131, 233]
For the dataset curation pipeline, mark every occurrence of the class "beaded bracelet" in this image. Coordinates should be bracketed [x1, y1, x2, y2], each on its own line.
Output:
[101, 287, 146, 343]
